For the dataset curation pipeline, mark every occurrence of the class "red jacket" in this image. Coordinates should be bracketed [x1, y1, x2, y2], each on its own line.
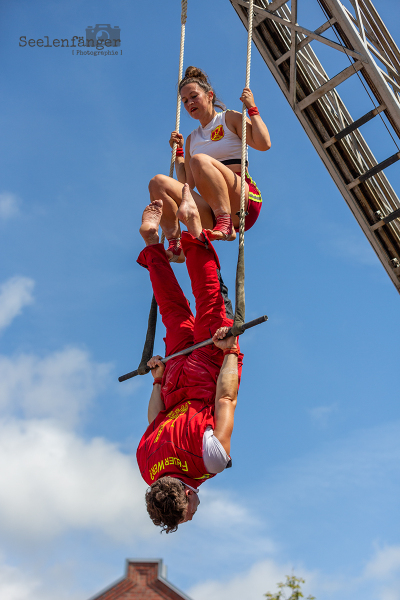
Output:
[136, 349, 243, 487]
[137, 397, 217, 488]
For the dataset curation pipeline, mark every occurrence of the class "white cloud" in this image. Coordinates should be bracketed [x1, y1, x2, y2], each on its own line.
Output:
[0, 192, 20, 220]
[188, 559, 315, 600]
[0, 347, 111, 427]
[0, 561, 40, 600]
[0, 276, 34, 332]
[196, 487, 256, 529]
[0, 554, 89, 600]
[0, 343, 153, 544]
[379, 589, 400, 600]
[364, 545, 400, 579]
[357, 545, 400, 600]
[181, 484, 277, 560]
[0, 418, 151, 543]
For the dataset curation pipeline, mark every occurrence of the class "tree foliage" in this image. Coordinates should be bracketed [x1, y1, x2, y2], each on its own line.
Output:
[264, 575, 315, 600]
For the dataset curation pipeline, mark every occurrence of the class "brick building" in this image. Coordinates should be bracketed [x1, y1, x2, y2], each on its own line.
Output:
[89, 559, 194, 600]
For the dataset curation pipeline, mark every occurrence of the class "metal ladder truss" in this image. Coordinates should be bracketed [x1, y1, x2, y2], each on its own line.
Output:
[229, 0, 400, 293]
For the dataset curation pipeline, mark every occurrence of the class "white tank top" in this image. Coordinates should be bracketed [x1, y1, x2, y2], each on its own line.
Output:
[189, 111, 247, 164]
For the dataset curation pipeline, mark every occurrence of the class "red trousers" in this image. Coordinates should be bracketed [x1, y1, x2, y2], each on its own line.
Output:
[137, 232, 242, 409]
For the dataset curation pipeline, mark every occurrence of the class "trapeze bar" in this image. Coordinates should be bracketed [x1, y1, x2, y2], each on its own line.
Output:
[118, 314, 268, 382]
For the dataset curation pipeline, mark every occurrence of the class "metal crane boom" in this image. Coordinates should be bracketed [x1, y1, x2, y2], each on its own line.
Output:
[229, 0, 400, 293]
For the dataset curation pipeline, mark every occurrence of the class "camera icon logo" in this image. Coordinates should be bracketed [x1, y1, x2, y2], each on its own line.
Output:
[86, 24, 121, 47]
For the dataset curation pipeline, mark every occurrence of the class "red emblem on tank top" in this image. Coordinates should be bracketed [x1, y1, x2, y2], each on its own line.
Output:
[211, 124, 225, 141]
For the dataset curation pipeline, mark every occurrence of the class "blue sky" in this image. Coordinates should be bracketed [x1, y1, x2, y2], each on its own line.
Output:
[1, 0, 400, 599]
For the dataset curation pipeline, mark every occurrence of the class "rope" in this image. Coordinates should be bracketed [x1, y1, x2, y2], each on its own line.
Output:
[169, 0, 188, 178]
[232, 0, 254, 337]
[138, 0, 254, 373]
[137, 0, 187, 375]
[137, 295, 158, 375]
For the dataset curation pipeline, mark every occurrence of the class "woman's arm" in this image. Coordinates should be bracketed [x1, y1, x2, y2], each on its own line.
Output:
[148, 383, 165, 424]
[175, 156, 186, 184]
[147, 355, 165, 424]
[170, 131, 187, 184]
[184, 135, 195, 189]
[212, 327, 239, 456]
[170, 131, 196, 188]
[213, 353, 238, 455]
[226, 88, 271, 151]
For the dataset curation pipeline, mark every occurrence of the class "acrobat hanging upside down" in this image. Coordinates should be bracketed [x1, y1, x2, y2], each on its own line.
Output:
[136, 184, 244, 533]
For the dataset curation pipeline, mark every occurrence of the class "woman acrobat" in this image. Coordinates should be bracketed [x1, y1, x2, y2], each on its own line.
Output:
[148, 66, 271, 262]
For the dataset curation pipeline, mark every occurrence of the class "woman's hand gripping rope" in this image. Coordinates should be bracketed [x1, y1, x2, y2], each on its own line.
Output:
[239, 87, 256, 110]
[169, 131, 184, 149]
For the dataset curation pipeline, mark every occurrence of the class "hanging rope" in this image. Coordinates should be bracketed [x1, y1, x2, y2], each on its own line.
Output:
[137, 0, 188, 375]
[231, 0, 254, 337]
[169, 0, 188, 178]
[137, 0, 254, 375]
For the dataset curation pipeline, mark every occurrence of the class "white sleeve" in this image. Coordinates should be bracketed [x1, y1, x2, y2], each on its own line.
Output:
[202, 425, 230, 474]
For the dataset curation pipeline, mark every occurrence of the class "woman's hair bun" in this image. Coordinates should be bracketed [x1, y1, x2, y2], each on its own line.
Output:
[184, 66, 208, 82]
[178, 66, 226, 110]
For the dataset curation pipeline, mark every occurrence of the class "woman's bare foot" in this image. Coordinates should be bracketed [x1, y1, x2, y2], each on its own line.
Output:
[177, 184, 203, 239]
[205, 213, 237, 241]
[140, 200, 163, 246]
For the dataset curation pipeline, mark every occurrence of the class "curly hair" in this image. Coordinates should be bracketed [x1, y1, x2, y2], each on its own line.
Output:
[145, 476, 188, 533]
[178, 66, 226, 111]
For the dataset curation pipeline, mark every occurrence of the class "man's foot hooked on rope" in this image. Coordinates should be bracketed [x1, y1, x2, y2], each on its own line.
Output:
[140, 199, 163, 246]
[205, 213, 236, 242]
[177, 184, 203, 239]
[166, 238, 185, 263]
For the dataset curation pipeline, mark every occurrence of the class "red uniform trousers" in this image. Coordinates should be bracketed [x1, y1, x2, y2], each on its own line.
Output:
[136, 231, 243, 410]
[136, 232, 243, 487]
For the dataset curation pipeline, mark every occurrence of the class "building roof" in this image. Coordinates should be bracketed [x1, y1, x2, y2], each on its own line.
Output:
[88, 559, 194, 600]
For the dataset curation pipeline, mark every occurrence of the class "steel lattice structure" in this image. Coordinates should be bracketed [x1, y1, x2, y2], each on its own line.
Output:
[229, 0, 400, 293]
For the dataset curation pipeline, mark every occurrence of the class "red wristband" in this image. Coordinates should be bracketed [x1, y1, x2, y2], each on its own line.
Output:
[175, 147, 184, 157]
[248, 106, 260, 117]
[153, 378, 163, 385]
[223, 347, 240, 357]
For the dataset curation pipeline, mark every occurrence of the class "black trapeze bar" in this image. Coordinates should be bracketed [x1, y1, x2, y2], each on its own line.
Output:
[118, 314, 268, 382]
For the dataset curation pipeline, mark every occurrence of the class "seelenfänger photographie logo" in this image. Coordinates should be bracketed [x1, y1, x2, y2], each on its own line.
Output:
[19, 24, 122, 56]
